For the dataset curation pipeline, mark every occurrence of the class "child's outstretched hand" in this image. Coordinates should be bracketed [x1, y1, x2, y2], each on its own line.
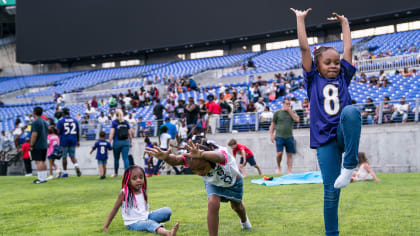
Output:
[145, 147, 171, 160]
[327, 13, 348, 23]
[184, 140, 204, 159]
[102, 227, 108, 232]
[290, 8, 312, 18]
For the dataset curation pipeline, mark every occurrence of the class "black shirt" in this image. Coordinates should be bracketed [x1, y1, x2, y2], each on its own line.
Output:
[153, 104, 165, 120]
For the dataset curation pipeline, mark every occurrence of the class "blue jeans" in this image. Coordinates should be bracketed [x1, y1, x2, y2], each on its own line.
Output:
[126, 207, 172, 233]
[113, 139, 130, 175]
[316, 106, 361, 236]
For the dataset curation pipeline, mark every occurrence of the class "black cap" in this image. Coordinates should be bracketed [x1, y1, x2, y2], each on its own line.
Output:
[62, 108, 70, 115]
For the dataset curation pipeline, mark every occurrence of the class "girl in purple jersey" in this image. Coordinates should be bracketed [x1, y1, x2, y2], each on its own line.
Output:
[291, 8, 362, 236]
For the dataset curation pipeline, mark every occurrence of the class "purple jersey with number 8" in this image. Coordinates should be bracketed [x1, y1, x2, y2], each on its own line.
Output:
[303, 59, 356, 149]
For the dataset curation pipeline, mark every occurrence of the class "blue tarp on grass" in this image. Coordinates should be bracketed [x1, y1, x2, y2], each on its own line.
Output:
[251, 171, 323, 186]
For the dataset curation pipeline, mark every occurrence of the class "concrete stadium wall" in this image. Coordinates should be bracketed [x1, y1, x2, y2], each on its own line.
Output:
[12, 123, 419, 176]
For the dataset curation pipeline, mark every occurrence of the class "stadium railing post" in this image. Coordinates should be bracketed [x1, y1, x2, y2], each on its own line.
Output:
[415, 99, 419, 122]
[255, 112, 259, 131]
[378, 101, 383, 125]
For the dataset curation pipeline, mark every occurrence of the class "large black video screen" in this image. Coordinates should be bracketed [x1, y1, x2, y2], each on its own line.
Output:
[16, 0, 419, 63]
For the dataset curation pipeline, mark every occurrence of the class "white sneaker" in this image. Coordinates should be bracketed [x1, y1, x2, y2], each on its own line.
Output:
[25, 173, 33, 177]
[47, 176, 54, 180]
[240, 217, 252, 230]
[334, 168, 354, 189]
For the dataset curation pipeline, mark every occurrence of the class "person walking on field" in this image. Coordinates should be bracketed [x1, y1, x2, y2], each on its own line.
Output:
[270, 98, 299, 174]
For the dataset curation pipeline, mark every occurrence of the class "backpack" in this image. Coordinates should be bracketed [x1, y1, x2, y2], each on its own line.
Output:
[51, 144, 63, 158]
[116, 120, 129, 140]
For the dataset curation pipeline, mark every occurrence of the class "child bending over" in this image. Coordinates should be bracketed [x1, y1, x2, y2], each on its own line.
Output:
[146, 140, 252, 236]
[228, 139, 262, 177]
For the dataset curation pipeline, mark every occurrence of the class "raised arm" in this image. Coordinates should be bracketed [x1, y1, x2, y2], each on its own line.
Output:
[145, 147, 185, 166]
[290, 8, 312, 72]
[184, 141, 225, 163]
[365, 164, 381, 182]
[103, 192, 123, 232]
[328, 13, 352, 63]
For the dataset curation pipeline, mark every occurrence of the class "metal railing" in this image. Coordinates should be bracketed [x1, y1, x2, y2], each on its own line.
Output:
[76, 99, 419, 140]
[355, 53, 420, 73]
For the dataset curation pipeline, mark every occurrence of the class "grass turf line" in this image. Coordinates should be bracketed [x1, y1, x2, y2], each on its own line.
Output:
[0, 173, 419, 235]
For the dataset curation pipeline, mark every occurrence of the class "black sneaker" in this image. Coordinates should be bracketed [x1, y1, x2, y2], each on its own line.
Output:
[76, 167, 82, 177]
[31, 179, 47, 184]
[100, 176, 106, 180]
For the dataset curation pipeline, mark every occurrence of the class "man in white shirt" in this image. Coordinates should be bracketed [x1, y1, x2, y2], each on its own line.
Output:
[97, 112, 109, 124]
[255, 97, 266, 113]
[391, 96, 410, 123]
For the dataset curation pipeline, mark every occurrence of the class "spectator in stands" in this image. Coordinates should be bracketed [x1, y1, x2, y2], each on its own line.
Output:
[126, 89, 134, 98]
[239, 89, 249, 105]
[218, 93, 232, 119]
[255, 97, 266, 113]
[12, 118, 25, 149]
[98, 99, 105, 107]
[85, 103, 97, 117]
[377, 70, 388, 88]
[91, 96, 98, 108]
[402, 67, 414, 77]
[186, 97, 199, 129]
[375, 96, 393, 123]
[391, 96, 410, 123]
[123, 94, 132, 110]
[259, 106, 273, 122]
[369, 75, 378, 87]
[275, 81, 286, 98]
[246, 101, 257, 113]
[249, 83, 259, 102]
[256, 76, 264, 86]
[98, 112, 109, 124]
[270, 98, 299, 174]
[153, 98, 165, 128]
[260, 81, 271, 103]
[358, 73, 368, 83]
[0, 99, 3, 108]
[109, 95, 117, 109]
[30, 106, 49, 184]
[175, 99, 186, 119]
[187, 77, 198, 91]
[207, 94, 221, 134]
[361, 98, 376, 125]
[56, 95, 64, 107]
[408, 44, 417, 53]
[127, 114, 137, 138]
[108, 109, 132, 177]
[144, 121, 153, 137]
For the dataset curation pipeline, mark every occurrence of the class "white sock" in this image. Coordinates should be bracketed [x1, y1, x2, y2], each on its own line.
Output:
[40, 171, 47, 181]
[74, 163, 79, 168]
[240, 216, 252, 229]
[334, 168, 354, 189]
[37, 171, 42, 180]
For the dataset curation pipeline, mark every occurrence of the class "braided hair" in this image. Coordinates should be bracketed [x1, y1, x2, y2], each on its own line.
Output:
[313, 46, 339, 68]
[121, 165, 148, 212]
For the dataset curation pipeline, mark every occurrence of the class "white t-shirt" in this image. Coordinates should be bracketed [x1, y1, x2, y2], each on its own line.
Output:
[123, 97, 132, 106]
[97, 116, 109, 124]
[178, 126, 188, 139]
[85, 107, 97, 115]
[255, 102, 265, 113]
[394, 103, 410, 114]
[291, 100, 303, 110]
[199, 147, 242, 187]
[260, 111, 273, 120]
[120, 189, 149, 226]
[159, 133, 171, 149]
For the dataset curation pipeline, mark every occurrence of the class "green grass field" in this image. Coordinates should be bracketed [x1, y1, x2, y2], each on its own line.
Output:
[0, 173, 419, 235]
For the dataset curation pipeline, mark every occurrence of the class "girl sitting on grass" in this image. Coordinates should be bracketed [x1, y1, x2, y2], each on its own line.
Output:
[146, 140, 252, 236]
[351, 152, 381, 182]
[103, 165, 179, 235]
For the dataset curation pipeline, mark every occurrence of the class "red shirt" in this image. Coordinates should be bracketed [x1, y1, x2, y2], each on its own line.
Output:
[207, 101, 221, 115]
[21, 142, 30, 159]
[232, 143, 253, 158]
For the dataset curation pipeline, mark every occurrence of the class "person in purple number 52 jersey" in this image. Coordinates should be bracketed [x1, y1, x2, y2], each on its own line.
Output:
[56, 107, 82, 177]
[291, 8, 361, 236]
